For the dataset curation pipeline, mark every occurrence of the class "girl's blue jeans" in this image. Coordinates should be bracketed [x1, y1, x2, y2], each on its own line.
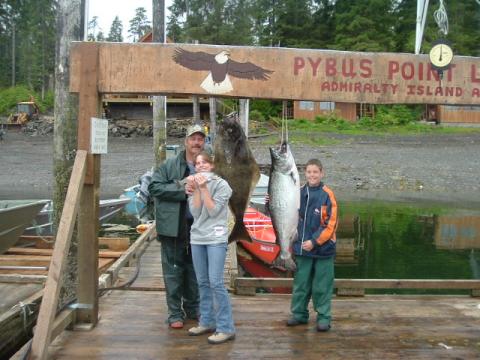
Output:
[191, 242, 235, 334]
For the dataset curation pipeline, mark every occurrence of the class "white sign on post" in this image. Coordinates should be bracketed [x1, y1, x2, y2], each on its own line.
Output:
[90, 117, 108, 154]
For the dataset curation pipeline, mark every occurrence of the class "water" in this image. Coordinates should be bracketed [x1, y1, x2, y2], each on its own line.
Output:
[335, 200, 480, 293]
[112, 197, 480, 293]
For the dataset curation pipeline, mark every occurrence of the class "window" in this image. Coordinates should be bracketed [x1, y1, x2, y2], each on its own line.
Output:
[299, 101, 314, 111]
[319, 102, 335, 111]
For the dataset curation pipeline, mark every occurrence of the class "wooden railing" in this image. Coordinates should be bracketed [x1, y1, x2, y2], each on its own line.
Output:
[29, 150, 87, 360]
[234, 277, 480, 297]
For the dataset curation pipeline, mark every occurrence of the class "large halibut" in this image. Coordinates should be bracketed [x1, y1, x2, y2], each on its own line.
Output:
[214, 115, 260, 242]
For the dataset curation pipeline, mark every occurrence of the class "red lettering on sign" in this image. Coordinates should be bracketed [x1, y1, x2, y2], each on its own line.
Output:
[326, 58, 337, 76]
[418, 63, 424, 81]
[426, 64, 440, 81]
[294, 57, 305, 75]
[473, 88, 480, 97]
[307, 57, 322, 76]
[360, 59, 372, 78]
[407, 85, 415, 95]
[401, 62, 415, 80]
[388, 61, 399, 80]
[445, 87, 454, 96]
[472, 65, 480, 83]
[342, 59, 356, 78]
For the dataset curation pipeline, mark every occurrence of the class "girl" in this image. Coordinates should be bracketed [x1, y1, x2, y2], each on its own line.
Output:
[186, 151, 236, 344]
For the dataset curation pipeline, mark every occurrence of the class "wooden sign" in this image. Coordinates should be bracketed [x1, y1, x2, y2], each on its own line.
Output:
[70, 42, 480, 105]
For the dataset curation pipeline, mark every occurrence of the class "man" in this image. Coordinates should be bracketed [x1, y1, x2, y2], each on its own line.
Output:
[149, 124, 206, 329]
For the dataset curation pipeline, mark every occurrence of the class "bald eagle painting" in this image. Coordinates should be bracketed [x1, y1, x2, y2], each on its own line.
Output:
[173, 48, 274, 95]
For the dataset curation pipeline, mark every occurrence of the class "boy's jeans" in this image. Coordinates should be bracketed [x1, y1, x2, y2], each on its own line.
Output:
[191, 242, 235, 334]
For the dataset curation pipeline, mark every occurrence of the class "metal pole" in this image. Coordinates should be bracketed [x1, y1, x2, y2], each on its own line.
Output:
[415, 0, 429, 54]
[12, 22, 15, 86]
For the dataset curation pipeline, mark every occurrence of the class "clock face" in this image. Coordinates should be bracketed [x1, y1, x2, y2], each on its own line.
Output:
[429, 42, 454, 69]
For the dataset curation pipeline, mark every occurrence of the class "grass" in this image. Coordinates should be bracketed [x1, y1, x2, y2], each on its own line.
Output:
[253, 114, 480, 147]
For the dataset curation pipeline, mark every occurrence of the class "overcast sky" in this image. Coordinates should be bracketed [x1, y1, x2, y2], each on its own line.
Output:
[88, 0, 172, 42]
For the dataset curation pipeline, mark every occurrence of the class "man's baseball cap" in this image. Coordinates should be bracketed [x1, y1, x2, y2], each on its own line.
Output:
[186, 124, 206, 137]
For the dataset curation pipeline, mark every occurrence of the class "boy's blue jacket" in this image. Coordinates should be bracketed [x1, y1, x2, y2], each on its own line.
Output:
[292, 182, 338, 258]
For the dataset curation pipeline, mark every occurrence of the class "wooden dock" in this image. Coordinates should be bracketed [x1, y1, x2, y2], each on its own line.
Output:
[13, 240, 478, 359]
[43, 292, 480, 359]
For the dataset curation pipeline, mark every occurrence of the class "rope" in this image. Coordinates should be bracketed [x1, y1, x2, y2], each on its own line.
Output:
[11, 301, 37, 334]
[433, 0, 449, 36]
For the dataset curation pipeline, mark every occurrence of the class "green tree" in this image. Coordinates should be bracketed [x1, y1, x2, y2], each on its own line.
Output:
[333, 0, 395, 52]
[310, 0, 336, 49]
[167, 0, 253, 45]
[276, 0, 315, 48]
[392, 0, 417, 53]
[107, 16, 123, 42]
[87, 15, 100, 41]
[96, 31, 105, 41]
[128, 7, 151, 41]
[251, 0, 283, 46]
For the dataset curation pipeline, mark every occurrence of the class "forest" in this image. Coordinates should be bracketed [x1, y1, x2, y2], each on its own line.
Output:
[0, 0, 479, 100]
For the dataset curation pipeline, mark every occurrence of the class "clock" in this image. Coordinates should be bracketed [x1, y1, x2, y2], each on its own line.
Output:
[429, 40, 454, 71]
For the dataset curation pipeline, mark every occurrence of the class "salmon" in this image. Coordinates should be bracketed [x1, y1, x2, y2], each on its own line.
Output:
[268, 142, 299, 271]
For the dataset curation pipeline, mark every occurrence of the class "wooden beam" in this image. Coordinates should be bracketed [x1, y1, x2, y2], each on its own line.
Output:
[28, 150, 87, 360]
[0, 274, 47, 283]
[17, 236, 130, 251]
[69, 42, 480, 105]
[76, 42, 101, 327]
[234, 277, 480, 295]
[106, 224, 156, 282]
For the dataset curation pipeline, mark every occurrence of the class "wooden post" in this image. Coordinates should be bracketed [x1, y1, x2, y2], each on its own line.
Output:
[209, 97, 216, 143]
[152, 0, 167, 167]
[76, 43, 101, 327]
[239, 99, 249, 137]
[193, 95, 200, 124]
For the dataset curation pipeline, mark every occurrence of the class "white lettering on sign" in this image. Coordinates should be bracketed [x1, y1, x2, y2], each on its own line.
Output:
[260, 245, 274, 253]
[90, 117, 108, 154]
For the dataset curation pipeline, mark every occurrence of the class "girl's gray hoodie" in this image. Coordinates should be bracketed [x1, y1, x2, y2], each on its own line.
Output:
[188, 172, 232, 245]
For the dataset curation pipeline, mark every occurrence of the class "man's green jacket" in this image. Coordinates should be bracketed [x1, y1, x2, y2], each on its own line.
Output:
[148, 150, 189, 238]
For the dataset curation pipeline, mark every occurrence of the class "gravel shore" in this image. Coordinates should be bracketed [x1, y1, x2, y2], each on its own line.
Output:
[1, 130, 479, 208]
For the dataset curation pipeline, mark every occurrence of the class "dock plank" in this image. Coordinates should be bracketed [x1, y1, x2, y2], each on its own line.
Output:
[40, 240, 480, 359]
[46, 291, 480, 359]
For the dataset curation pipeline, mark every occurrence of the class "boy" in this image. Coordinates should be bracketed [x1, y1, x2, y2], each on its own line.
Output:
[287, 158, 338, 332]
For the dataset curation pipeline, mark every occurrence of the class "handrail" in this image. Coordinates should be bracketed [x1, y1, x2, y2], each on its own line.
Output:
[235, 277, 480, 297]
[29, 150, 87, 360]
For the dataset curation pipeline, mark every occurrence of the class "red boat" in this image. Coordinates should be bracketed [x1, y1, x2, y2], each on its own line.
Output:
[237, 207, 291, 293]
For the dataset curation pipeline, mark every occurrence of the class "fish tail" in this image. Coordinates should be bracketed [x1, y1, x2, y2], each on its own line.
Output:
[273, 256, 297, 272]
[229, 219, 252, 243]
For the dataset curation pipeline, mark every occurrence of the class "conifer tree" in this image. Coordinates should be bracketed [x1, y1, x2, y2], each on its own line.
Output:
[107, 16, 123, 42]
[128, 7, 151, 41]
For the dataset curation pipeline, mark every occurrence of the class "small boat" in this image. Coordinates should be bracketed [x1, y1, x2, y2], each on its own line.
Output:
[21, 198, 131, 236]
[237, 207, 291, 293]
[0, 200, 49, 254]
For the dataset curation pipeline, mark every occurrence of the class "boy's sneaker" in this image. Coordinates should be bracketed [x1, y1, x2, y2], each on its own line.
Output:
[207, 332, 235, 344]
[286, 318, 307, 327]
[316, 323, 331, 332]
[188, 325, 215, 336]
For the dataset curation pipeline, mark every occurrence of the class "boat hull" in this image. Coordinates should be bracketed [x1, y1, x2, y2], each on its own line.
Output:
[0, 200, 49, 254]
